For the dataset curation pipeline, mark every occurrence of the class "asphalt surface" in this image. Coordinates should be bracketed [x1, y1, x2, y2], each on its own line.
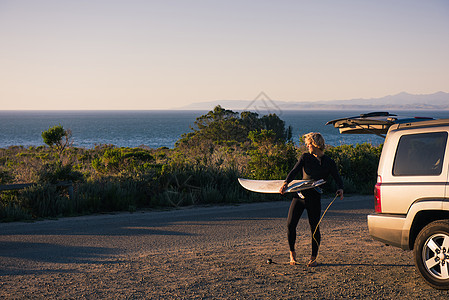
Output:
[0, 196, 371, 263]
[1, 195, 448, 299]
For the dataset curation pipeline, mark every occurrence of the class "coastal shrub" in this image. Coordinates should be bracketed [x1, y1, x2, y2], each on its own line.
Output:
[152, 189, 196, 207]
[37, 161, 83, 184]
[0, 106, 387, 221]
[326, 143, 382, 194]
[0, 168, 12, 184]
[178, 105, 245, 146]
[157, 162, 245, 206]
[91, 147, 156, 176]
[260, 113, 292, 142]
[0, 191, 32, 222]
[74, 178, 147, 213]
[0, 139, 382, 221]
[323, 175, 358, 195]
[247, 130, 297, 179]
[103, 148, 123, 172]
[20, 184, 70, 218]
[0, 202, 31, 222]
[71, 182, 102, 214]
[91, 157, 107, 174]
[201, 185, 224, 204]
[41, 125, 72, 154]
[176, 106, 292, 148]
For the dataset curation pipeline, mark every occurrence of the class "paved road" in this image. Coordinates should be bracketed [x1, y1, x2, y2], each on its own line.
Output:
[1, 195, 448, 299]
[1, 199, 295, 262]
[0, 196, 371, 263]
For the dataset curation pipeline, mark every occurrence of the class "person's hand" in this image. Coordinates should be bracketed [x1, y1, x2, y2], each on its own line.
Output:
[336, 189, 344, 200]
[279, 181, 289, 195]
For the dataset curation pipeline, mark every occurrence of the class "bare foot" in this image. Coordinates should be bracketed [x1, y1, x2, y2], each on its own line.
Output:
[289, 251, 297, 265]
[307, 256, 318, 267]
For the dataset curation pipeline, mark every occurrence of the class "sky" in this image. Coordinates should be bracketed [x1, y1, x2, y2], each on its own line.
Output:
[1, 0, 448, 110]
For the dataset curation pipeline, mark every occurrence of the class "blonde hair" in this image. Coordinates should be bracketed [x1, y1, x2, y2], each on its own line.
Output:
[304, 132, 325, 150]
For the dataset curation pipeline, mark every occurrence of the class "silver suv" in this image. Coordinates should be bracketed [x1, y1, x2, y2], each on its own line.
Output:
[328, 112, 449, 289]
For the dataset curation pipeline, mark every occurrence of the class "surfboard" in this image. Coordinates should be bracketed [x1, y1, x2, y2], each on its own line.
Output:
[238, 178, 326, 194]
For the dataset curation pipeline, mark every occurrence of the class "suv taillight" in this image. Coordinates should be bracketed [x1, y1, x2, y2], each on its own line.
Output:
[374, 176, 382, 213]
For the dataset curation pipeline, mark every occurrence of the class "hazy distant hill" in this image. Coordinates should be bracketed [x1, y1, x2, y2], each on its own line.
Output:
[179, 91, 449, 111]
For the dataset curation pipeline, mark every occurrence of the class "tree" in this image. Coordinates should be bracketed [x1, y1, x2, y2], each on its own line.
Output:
[176, 106, 292, 148]
[191, 105, 246, 144]
[41, 125, 71, 154]
[174, 106, 294, 168]
[261, 114, 292, 142]
[247, 130, 297, 179]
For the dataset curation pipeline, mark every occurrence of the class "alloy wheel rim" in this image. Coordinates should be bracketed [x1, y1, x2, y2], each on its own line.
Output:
[423, 233, 449, 280]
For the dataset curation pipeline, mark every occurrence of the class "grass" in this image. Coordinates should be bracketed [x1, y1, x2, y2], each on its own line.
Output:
[0, 142, 381, 222]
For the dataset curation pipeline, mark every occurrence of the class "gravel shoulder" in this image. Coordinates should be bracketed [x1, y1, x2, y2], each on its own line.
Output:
[1, 195, 448, 299]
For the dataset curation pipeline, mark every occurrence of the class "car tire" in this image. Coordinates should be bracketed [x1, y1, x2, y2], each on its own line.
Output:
[414, 220, 449, 289]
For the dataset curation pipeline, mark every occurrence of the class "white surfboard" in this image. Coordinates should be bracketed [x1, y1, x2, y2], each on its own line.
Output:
[238, 178, 326, 194]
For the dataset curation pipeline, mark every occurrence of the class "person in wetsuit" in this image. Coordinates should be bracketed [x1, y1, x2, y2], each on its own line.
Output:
[279, 132, 344, 267]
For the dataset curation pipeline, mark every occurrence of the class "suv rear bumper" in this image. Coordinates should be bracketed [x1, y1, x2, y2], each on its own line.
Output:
[367, 214, 409, 250]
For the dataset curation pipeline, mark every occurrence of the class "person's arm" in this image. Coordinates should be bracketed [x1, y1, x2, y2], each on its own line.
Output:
[280, 155, 304, 194]
[279, 181, 289, 194]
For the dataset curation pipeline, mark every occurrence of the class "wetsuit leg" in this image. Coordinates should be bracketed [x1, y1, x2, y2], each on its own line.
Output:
[287, 197, 306, 252]
[304, 190, 322, 257]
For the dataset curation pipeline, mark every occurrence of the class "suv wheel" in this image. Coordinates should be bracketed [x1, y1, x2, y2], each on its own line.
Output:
[414, 220, 449, 289]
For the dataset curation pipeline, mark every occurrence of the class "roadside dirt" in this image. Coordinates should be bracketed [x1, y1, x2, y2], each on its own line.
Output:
[1, 195, 448, 299]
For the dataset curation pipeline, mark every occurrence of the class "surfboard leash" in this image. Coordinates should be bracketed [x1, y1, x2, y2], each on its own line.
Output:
[310, 193, 339, 266]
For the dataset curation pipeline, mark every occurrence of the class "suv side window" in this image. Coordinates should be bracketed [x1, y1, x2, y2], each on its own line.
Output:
[393, 131, 448, 176]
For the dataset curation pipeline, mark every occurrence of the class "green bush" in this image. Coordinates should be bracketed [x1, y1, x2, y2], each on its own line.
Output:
[0, 191, 31, 222]
[247, 130, 297, 179]
[0, 106, 385, 222]
[325, 143, 382, 194]
[41, 125, 71, 153]
[73, 178, 148, 213]
[0, 168, 12, 184]
[91, 147, 156, 176]
[0, 202, 31, 222]
[20, 184, 70, 218]
[201, 185, 223, 204]
[37, 161, 83, 184]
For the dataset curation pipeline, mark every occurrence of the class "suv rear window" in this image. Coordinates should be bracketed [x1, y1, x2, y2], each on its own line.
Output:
[393, 132, 447, 176]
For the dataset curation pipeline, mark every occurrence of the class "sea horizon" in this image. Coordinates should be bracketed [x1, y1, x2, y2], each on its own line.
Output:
[1, 109, 448, 149]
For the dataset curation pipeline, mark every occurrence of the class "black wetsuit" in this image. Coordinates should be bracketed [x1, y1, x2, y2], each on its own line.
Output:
[284, 153, 343, 257]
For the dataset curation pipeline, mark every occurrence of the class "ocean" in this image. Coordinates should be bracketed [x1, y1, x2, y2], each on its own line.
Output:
[1, 110, 448, 149]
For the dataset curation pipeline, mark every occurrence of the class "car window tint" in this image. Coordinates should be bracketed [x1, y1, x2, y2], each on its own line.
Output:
[393, 132, 447, 176]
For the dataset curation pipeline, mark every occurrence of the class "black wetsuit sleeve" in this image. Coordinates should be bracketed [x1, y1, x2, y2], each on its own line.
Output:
[284, 153, 344, 190]
[284, 154, 305, 183]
